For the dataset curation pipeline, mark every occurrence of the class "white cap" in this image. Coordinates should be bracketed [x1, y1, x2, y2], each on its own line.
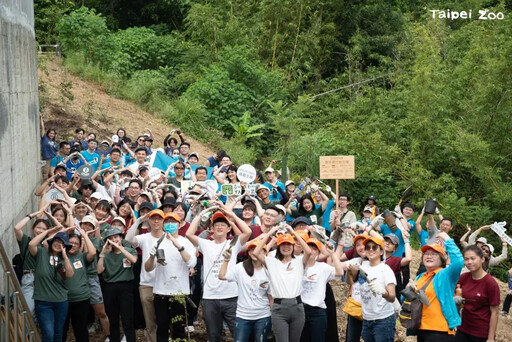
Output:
[81, 215, 98, 226]
[476, 237, 487, 244]
[90, 192, 104, 200]
[264, 167, 274, 173]
[285, 180, 295, 187]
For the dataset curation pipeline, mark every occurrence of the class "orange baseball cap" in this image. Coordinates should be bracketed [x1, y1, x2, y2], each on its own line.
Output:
[276, 233, 295, 245]
[296, 230, 310, 242]
[247, 238, 268, 251]
[353, 233, 368, 244]
[149, 209, 165, 219]
[164, 212, 181, 222]
[363, 236, 384, 249]
[307, 237, 322, 251]
[211, 212, 229, 224]
[421, 243, 446, 257]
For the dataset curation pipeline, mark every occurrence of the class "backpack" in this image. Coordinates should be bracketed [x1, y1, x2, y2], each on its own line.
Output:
[12, 254, 24, 284]
[399, 276, 434, 330]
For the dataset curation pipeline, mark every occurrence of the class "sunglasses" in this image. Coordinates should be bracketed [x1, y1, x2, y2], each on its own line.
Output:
[364, 245, 380, 252]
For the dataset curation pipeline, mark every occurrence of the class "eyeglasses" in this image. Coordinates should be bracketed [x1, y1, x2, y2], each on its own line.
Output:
[175, 167, 184, 170]
[364, 245, 380, 252]
[423, 252, 440, 257]
[138, 139, 144, 142]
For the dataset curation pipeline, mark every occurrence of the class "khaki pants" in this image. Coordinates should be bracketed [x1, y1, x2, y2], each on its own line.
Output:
[139, 285, 156, 342]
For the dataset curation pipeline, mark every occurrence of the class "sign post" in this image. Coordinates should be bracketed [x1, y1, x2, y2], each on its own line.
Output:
[319, 156, 355, 210]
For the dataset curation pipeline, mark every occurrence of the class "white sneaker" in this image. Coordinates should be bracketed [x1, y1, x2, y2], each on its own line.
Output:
[121, 336, 127, 342]
[185, 325, 195, 332]
[104, 338, 110, 342]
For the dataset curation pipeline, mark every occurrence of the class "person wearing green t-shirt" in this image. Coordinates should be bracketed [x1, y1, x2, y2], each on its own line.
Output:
[287, 191, 328, 225]
[29, 230, 74, 342]
[62, 229, 96, 342]
[97, 227, 138, 342]
[80, 215, 110, 337]
[13, 208, 51, 315]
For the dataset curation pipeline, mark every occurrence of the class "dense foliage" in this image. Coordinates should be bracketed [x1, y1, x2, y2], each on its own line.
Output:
[39, 0, 512, 278]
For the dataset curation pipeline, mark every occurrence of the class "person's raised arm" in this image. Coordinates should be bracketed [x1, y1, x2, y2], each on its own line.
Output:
[35, 175, 56, 197]
[489, 238, 509, 267]
[60, 246, 74, 278]
[122, 141, 135, 159]
[316, 189, 329, 211]
[220, 206, 252, 245]
[186, 206, 218, 247]
[109, 240, 137, 264]
[14, 208, 46, 241]
[326, 246, 346, 277]
[28, 226, 59, 256]
[253, 226, 280, 266]
[401, 237, 412, 267]
[415, 209, 425, 236]
[467, 225, 489, 245]
[276, 186, 289, 205]
[77, 227, 96, 262]
[459, 224, 472, 247]
[218, 253, 230, 280]
[40, 115, 45, 138]
[287, 225, 312, 266]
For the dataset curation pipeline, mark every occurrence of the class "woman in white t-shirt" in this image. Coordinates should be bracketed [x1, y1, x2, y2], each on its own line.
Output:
[253, 224, 312, 342]
[300, 237, 344, 342]
[346, 235, 396, 342]
[219, 238, 272, 342]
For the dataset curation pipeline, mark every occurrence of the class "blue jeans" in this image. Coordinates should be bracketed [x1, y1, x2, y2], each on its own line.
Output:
[234, 316, 272, 342]
[362, 314, 395, 342]
[300, 305, 327, 342]
[34, 300, 68, 342]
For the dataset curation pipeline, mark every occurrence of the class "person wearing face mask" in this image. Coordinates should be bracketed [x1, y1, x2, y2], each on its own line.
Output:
[145, 212, 197, 341]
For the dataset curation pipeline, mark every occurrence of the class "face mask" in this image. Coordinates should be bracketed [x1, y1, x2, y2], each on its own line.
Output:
[164, 222, 179, 234]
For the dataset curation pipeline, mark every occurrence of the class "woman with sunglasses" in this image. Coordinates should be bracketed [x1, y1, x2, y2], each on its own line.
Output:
[454, 245, 500, 342]
[346, 236, 396, 342]
[410, 232, 463, 341]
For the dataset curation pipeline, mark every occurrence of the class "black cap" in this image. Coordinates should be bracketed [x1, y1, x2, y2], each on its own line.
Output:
[161, 197, 177, 209]
[55, 164, 66, 171]
[291, 216, 311, 228]
[139, 202, 154, 212]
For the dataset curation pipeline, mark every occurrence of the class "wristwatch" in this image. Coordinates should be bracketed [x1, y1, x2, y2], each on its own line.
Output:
[177, 246, 185, 252]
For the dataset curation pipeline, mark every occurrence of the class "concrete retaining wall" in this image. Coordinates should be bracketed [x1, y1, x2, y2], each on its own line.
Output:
[0, 0, 40, 262]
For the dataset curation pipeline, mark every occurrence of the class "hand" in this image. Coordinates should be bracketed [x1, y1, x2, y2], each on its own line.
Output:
[350, 222, 365, 230]
[102, 241, 112, 254]
[166, 233, 177, 244]
[149, 243, 158, 257]
[453, 296, 464, 306]
[189, 268, 196, 277]
[435, 207, 440, 214]
[466, 224, 471, 232]
[61, 246, 67, 258]
[394, 205, 402, 215]
[421, 206, 425, 214]
[482, 225, 491, 231]
[222, 248, 232, 261]
[325, 185, 332, 193]
[370, 215, 384, 228]
[392, 298, 401, 314]
[369, 279, 386, 296]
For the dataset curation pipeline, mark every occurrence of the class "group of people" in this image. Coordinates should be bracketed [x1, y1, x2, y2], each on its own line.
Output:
[22, 123, 510, 342]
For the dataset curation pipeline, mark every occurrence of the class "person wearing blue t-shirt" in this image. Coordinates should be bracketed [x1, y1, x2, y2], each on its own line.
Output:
[49, 142, 70, 177]
[100, 148, 122, 170]
[81, 139, 101, 171]
[263, 167, 285, 201]
[65, 146, 87, 180]
[68, 128, 88, 151]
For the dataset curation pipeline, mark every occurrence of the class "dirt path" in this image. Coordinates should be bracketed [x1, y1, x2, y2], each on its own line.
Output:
[38, 56, 215, 162]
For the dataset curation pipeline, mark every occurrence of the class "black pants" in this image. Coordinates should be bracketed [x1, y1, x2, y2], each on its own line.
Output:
[62, 299, 90, 342]
[417, 330, 455, 342]
[454, 330, 487, 342]
[325, 283, 339, 342]
[154, 295, 187, 342]
[103, 281, 135, 342]
[132, 257, 145, 330]
[503, 293, 512, 313]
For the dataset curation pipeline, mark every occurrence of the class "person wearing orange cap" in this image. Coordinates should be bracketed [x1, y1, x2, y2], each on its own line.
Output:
[346, 235, 396, 342]
[253, 224, 312, 342]
[186, 206, 252, 342]
[300, 238, 344, 342]
[145, 211, 197, 342]
[218, 238, 272, 342]
[408, 232, 463, 341]
[124, 209, 165, 342]
[341, 234, 368, 342]
[454, 245, 500, 342]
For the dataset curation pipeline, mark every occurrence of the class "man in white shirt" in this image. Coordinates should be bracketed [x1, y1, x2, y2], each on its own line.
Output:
[124, 209, 164, 342]
[186, 206, 252, 342]
[145, 212, 197, 341]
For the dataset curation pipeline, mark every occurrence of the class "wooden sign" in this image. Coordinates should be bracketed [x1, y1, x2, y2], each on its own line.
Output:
[319, 156, 355, 179]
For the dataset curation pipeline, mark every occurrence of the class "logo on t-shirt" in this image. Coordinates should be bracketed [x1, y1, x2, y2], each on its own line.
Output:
[73, 260, 83, 269]
[49, 256, 59, 266]
[306, 273, 318, 281]
[123, 258, 131, 268]
[286, 262, 294, 271]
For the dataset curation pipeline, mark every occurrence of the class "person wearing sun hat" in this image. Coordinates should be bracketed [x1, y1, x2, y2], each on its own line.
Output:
[97, 226, 138, 342]
[219, 238, 272, 342]
[253, 224, 312, 342]
[186, 206, 253, 342]
[28, 228, 74, 342]
[410, 232, 463, 340]
[346, 235, 397, 342]
[300, 237, 344, 342]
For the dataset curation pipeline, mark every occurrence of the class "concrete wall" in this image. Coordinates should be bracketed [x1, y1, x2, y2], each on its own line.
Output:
[0, 0, 40, 262]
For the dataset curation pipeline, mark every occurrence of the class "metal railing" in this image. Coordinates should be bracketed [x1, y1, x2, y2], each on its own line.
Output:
[38, 44, 61, 56]
[0, 240, 40, 342]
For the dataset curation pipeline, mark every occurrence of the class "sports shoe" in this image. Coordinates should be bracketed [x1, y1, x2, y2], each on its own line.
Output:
[104, 338, 110, 342]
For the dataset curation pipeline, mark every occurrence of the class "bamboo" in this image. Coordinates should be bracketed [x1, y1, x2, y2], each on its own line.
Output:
[271, 20, 279, 70]
[290, 3, 303, 67]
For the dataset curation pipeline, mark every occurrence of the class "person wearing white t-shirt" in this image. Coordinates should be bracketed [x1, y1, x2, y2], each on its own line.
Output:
[124, 209, 163, 342]
[346, 236, 396, 342]
[186, 206, 252, 342]
[144, 212, 197, 341]
[300, 238, 345, 342]
[253, 225, 312, 342]
[219, 238, 272, 342]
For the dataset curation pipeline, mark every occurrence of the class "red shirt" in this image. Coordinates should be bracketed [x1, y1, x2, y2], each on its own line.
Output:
[457, 272, 500, 338]
[385, 256, 402, 273]
[344, 247, 356, 260]
[178, 222, 191, 237]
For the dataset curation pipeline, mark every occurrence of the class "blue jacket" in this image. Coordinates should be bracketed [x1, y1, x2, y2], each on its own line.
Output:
[414, 238, 463, 330]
